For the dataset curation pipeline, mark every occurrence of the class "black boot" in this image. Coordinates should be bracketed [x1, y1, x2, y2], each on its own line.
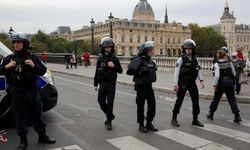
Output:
[206, 111, 214, 120]
[105, 120, 112, 131]
[17, 136, 28, 150]
[192, 116, 204, 127]
[138, 123, 147, 133]
[146, 122, 158, 132]
[171, 113, 180, 127]
[38, 133, 56, 144]
[234, 113, 242, 123]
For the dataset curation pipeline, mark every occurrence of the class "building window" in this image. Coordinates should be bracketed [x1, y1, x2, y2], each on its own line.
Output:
[129, 46, 133, 56]
[122, 46, 125, 56]
[137, 36, 140, 43]
[145, 36, 148, 42]
[160, 49, 163, 55]
[173, 49, 176, 56]
[122, 36, 125, 43]
[173, 38, 175, 44]
[152, 37, 154, 41]
[168, 38, 170, 44]
[160, 37, 163, 44]
[130, 36, 133, 43]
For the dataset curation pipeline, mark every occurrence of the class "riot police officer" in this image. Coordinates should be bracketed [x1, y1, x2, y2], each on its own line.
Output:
[127, 41, 158, 133]
[207, 50, 241, 122]
[94, 37, 123, 130]
[0, 33, 55, 150]
[172, 39, 205, 127]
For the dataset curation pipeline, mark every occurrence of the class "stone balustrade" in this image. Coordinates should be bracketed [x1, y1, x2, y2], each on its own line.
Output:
[36, 53, 214, 73]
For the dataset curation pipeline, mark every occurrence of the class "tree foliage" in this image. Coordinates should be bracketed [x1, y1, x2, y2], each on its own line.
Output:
[188, 23, 227, 57]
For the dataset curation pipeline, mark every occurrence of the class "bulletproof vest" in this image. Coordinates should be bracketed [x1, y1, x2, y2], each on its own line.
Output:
[179, 54, 200, 81]
[218, 61, 233, 80]
[10, 52, 36, 88]
[134, 58, 157, 85]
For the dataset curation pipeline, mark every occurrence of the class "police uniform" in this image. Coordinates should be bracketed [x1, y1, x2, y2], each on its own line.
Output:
[94, 37, 123, 130]
[171, 39, 204, 127]
[127, 41, 158, 133]
[207, 58, 241, 122]
[0, 33, 55, 150]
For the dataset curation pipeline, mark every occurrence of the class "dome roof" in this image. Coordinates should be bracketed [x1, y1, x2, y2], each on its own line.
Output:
[133, 0, 155, 23]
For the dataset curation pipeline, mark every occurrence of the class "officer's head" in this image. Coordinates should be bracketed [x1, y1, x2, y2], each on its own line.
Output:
[100, 37, 115, 54]
[217, 50, 227, 60]
[221, 46, 229, 53]
[11, 33, 30, 52]
[181, 39, 196, 56]
[138, 41, 155, 57]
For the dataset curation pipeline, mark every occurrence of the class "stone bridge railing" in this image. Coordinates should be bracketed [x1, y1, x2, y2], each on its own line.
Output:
[36, 53, 214, 72]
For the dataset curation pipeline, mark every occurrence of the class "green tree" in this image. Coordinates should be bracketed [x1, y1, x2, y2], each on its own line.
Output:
[0, 32, 12, 50]
[188, 23, 227, 57]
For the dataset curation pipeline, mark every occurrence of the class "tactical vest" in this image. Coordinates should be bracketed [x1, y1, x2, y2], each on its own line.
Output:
[218, 61, 233, 81]
[10, 52, 36, 88]
[134, 58, 157, 85]
[179, 54, 200, 82]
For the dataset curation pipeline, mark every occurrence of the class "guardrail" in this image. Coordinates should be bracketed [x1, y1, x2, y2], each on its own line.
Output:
[36, 53, 214, 72]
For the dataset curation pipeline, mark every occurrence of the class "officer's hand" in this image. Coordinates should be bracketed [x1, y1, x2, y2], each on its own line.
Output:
[94, 86, 99, 91]
[200, 81, 205, 89]
[5, 59, 16, 69]
[25, 59, 35, 68]
[174, 85, 179, 93]
[107, 61, 115, 68]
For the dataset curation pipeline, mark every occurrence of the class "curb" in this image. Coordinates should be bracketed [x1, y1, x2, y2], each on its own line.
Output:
[51, 70, 250, 104]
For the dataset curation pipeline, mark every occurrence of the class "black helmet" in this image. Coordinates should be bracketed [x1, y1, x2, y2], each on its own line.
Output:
[100, 37, 115, 48]
[181, 39, 196, 54]
[11, 32, 30, 49]
[138, 41, 155, 56]
[221, 46, 228, 53]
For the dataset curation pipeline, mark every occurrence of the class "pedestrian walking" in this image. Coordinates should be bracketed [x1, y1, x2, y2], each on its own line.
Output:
[94, 37, 123, 130]
[207, 50, 242, 123]
[70, 51, 77, 69]
[64, 52, 71, 69]
[127, 41, 158, 133]
[171, 39, 205, 127]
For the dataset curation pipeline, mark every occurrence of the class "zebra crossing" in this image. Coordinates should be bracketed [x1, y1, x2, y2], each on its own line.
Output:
[107, 120, 250, 150]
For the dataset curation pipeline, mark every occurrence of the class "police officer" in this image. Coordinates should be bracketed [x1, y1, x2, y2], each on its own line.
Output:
[212, 46, 230, 76]
[0, 33, 55, 150]
[127, 41, 158, 133]
[172, 39, 205, 127]
[94, 37, 123, 130]
[207, 50, 241, 122]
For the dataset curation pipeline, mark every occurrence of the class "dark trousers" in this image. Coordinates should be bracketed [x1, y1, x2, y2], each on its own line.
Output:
[236, 82, 241, 93]
[173, 82, 200, 117]
[98, 82, 116, 121]
[136, 84, 156, 124]
[209, 79, 240, 114]
[71, 63, 77, 69]
[11, 89, 46, 137]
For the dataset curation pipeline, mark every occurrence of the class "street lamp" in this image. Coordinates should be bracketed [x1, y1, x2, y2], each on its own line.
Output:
[108, 12, 114, 39]
[90, 18, 95, 55]
[8, 26, 14, 37]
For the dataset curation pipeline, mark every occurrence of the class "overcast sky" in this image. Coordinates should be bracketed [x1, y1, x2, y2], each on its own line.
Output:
[0, 0, 249, 34]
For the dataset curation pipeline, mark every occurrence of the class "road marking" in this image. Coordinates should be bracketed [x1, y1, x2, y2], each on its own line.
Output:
[49, 144, 83, 150]
[227, 119, 250, 127]
[107, 136, 159, 150]
[157, 129, 233, 150]
[197, 123, 250, 144]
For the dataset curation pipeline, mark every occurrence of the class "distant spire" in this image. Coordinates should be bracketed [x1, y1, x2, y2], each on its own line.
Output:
[225, 0, 229, 8]
[164, 3, 169, 23]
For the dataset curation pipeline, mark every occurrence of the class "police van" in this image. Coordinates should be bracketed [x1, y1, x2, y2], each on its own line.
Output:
[0, 42, 58, 126]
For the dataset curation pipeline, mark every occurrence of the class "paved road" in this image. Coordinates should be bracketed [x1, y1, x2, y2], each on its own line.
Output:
[46, 63, 250, 103]
[1, 73, 250, 150]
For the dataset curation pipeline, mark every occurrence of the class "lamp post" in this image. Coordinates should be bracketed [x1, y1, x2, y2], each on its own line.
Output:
[8, 26, 14, 37]
[108, 12, 114, 39]
[90, 18, 95, 55]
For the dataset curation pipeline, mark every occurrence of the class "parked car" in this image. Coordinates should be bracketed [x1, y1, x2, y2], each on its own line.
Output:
[0, 42, 58, 126]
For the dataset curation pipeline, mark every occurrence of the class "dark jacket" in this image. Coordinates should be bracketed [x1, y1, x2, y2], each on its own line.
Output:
[127, 56, 157, 87]
[94, 53, 123, 86]
[0, 50, 47, 90]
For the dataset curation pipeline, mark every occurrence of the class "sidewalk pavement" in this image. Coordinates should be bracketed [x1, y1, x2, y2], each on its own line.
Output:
[46, 63, 250, 104]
